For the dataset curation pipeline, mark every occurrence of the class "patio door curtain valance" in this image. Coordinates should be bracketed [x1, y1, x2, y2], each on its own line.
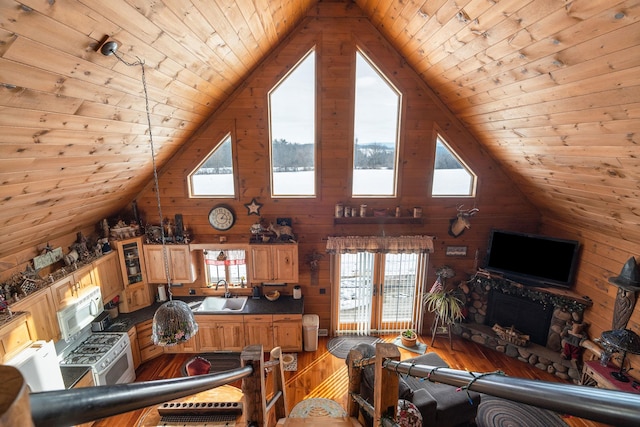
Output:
[326, 235, 434, 254]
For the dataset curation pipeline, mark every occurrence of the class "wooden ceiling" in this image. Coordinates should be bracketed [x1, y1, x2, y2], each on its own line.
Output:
[1, 0, 638, 260]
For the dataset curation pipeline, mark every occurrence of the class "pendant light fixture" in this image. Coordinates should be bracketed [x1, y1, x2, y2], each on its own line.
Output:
[99, 39, 198, 346]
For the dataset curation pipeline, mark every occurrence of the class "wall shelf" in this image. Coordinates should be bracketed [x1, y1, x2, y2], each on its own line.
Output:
[333, 217, 423, 225]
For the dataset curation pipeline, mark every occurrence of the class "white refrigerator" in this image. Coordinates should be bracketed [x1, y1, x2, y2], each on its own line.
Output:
[6, 340, 65, 392]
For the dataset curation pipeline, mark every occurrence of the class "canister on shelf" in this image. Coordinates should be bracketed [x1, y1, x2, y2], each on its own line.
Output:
[335, 203, 344, 218]
[360, 204, 367, 217]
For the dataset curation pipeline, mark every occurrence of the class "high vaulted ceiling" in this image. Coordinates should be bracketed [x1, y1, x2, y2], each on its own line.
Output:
[1, 0, 638, 260]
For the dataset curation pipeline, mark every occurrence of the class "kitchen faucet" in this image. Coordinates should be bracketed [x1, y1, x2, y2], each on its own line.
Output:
[215, 279, 231, 298]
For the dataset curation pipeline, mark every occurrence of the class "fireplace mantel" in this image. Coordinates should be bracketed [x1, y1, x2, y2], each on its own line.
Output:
[474, 270, 592, 312]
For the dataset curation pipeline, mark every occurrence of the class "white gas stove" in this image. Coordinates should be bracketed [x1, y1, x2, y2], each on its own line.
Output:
[57, 287, 135, 386]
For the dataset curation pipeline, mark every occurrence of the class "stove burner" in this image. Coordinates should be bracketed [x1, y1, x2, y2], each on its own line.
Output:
[60, 332, 127, 367]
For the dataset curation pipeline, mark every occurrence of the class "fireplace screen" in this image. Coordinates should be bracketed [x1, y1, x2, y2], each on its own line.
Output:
[485, 291, 553, 346]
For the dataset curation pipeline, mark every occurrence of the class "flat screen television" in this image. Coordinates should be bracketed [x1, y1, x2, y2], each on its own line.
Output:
[484, 229, 580, 289]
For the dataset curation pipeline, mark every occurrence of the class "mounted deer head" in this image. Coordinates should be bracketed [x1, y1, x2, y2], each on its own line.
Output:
[448, 205, 479, 238]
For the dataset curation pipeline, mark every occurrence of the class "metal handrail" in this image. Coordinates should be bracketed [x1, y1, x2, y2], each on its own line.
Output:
[29, 366, 252, 427]
[382, 359, 640, 427]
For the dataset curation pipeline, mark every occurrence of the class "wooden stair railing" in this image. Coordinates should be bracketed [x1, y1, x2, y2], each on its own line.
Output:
[242, 345, 288, 426]
[347, 342, 640, 427]
[346, 343, 401, 427]
[2, 344, 288, 427]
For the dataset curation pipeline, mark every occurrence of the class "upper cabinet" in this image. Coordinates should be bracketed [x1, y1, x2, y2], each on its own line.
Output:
[113, 236, 151, 313]
[144, 245, 196, 284]
[92, 251, 124, 303]
[11, 287, 60, 343]
[113, 237, 147, 288]
[50, 263, 96, 309]
[249, 244, 298, 284]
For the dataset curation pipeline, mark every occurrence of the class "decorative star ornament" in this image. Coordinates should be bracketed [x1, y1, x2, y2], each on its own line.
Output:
[244, 198, 262, 216]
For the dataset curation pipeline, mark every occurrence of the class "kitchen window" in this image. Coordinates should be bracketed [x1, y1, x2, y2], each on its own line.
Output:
[203, 249, 247, 287]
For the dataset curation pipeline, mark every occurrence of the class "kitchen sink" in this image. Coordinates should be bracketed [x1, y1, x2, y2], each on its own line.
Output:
[193, 296, 248, 313]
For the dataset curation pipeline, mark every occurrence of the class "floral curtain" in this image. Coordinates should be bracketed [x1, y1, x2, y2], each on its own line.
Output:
[326, 235, 434, 254]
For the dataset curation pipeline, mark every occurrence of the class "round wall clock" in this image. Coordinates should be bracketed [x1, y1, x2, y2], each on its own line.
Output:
[208, 205, 235, 231]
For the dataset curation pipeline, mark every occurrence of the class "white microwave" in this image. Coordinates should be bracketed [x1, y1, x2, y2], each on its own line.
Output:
[57, 286, 103, 342]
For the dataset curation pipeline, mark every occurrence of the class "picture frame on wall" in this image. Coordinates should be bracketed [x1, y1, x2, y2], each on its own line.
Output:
[446, 246, 467, 256]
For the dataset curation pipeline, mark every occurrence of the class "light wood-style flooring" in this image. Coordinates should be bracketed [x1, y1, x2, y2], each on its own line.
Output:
[92, 334, 610, 427]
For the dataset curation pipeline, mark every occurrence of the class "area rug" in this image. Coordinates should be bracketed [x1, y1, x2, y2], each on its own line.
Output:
[475, 395, 568, 427]
[181, 352, 241, 376]
[327, 335, 383, 359]
[392, 337, 427, 355]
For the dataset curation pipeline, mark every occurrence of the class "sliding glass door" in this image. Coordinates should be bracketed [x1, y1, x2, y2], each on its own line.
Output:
[334, 252, 427, 335]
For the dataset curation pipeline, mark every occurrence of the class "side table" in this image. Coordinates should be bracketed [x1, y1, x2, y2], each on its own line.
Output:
[581, 360, 640, 394]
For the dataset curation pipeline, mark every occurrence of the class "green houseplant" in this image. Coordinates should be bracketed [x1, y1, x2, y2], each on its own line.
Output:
[423, 266, 464, 326]
[400, 329, 417, 347]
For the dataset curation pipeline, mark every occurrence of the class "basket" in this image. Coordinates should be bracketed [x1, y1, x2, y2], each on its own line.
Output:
[265, 290, 280, 301]
[492, 324, 530, 347]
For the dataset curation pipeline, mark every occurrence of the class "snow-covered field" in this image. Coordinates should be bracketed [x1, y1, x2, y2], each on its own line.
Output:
[192, 169, 471, 196]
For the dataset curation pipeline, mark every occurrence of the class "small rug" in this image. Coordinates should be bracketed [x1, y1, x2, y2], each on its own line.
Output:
[392, 337, 427, 355]
[327, 335, 383, 359]
[181, 352, 241, 376]
[475, 395, 568, 427]
[282, 353, 298, 371]
[289, 398, 347, 418]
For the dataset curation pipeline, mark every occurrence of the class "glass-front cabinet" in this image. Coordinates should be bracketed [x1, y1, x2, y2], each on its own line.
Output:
[113, 236, 151, 313]
[116, 236, 146, 286]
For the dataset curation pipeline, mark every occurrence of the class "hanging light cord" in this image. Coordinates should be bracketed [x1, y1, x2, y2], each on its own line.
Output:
[108, 49, 173, 300]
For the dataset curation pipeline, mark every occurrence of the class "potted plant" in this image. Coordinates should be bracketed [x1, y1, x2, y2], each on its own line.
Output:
[401, 329, 417, 347]
[423, 266, 464, 327]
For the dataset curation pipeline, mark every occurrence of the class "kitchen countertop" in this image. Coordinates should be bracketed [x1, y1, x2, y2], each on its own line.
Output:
[106, 295, 304, 332]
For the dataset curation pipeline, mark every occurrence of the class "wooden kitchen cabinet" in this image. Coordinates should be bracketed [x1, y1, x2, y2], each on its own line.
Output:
[144, 244, 196, 284]
[136, 319, 164, 363]
[244, 315, 274, 351]
[0, 313, 34, 363]
[73, 263, 96, 291]
[196, 315, 245, 352]
[249, 244, 298, 283]
[73, 369, 96, 427]
[11, 287, 60, 342]
[273, 314, 302, 352]
[113, 237, 147, 288]
[50, 275, 80, 309]
[119, 282, 152, 313]
[49, 263, 97, 310]
[128, 326, 141, 369]
[92, 251, 123, 303]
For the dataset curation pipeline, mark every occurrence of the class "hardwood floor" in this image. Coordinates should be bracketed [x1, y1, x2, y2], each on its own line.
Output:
[92, 334, 610, 427]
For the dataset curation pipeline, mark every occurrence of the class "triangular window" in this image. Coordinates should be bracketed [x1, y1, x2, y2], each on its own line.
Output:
[188, 134, 236, 197]
[432, 135, 476, 196]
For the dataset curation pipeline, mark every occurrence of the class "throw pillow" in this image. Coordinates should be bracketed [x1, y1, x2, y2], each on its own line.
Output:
[397, 399, 422, 427]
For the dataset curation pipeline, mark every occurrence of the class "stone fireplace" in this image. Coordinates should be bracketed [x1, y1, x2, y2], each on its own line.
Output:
[453, 271, 593, 383]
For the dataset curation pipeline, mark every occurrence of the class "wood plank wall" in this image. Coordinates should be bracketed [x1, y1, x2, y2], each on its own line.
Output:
[133, 6, 539, 334]
[541, 219, 640, 375]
